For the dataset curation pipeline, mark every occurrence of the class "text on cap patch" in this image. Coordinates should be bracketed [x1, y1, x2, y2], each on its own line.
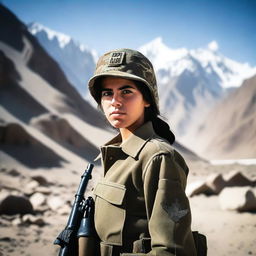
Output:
[108, 52, 125, 67]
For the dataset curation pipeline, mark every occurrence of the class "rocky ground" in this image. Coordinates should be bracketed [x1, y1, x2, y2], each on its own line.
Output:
[0, 161, 255, 256]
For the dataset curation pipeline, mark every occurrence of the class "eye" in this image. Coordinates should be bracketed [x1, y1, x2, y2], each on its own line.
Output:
[122, 89, 132, 95]
[101, 91, 112, 97]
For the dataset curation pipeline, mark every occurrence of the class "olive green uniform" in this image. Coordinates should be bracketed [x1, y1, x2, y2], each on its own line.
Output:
[93, 122, 197, 256]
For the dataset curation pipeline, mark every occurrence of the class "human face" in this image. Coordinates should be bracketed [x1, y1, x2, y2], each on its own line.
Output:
[101, 77, 150, 137]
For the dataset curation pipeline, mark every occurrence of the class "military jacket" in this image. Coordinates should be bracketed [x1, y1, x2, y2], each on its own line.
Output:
[93, 122, 197, 256]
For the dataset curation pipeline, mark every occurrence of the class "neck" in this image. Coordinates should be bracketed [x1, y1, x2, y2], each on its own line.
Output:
[119, 118, 146, 142]
[120, 128, 133, 142]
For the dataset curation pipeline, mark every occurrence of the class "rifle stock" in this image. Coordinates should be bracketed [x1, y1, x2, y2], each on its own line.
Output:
[54, 163, 95, 256]
[77, 196, 97, 256]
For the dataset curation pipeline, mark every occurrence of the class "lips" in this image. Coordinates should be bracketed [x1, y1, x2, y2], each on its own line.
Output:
[110, 110, 126, 118]
[110, 110, 125, 115]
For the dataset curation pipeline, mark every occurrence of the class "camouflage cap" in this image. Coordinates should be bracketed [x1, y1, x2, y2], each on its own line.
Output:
[88, 48, 159, 114]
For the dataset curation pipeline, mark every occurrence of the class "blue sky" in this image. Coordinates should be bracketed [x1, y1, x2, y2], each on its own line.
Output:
[2, 0, 256, 65]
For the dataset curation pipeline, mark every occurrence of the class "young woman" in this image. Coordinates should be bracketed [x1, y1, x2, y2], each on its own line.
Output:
[88, 49, 197, 256]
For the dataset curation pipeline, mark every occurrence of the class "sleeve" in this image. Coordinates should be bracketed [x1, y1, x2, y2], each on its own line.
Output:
[141, 152, 197, 256]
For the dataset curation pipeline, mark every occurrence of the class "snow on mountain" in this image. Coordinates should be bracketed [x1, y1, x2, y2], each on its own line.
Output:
[28, 22, 72, 48]
[140, 37, 256, 89]
[139, 37, 256, 143]
[190, 42, 256, 88]
[28, 22, 97, 98]
[24, 24, 256, 152]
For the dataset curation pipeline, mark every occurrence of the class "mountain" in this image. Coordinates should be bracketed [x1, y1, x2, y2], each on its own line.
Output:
[28, 22, 97, 98]
[0, 4, 112, 168]
[0, 5, 202, 169]
[27, 25, 256, 148]
[139, 38, 256, 141]
[189, 74, 256, 160]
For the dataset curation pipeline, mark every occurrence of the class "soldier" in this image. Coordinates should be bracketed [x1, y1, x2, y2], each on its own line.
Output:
[88, 49, 198, 256]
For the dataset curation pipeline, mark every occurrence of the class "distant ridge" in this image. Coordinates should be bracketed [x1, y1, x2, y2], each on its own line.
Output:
[191, 74, 256, 159]
[0, 4, 111, 167]
[139, 37, 256, 141]
[28, 22, 97, 98]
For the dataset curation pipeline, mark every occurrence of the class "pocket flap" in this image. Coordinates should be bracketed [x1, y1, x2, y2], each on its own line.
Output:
[94, 181, 126, 205]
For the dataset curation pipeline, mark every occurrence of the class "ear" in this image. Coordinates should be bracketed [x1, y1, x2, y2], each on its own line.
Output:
[144, 103, 150, 108]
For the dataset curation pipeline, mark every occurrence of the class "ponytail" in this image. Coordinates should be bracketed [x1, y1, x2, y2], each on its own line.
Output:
[152, 117, 175, 145]
[134, 80, 176, 145]
[151, 115, 175, 145]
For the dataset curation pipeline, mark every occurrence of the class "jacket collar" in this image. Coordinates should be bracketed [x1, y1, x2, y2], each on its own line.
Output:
[102, 121, 155, 159]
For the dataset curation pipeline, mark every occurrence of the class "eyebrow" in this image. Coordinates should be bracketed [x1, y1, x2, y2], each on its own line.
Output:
[101, 85, 135, 91]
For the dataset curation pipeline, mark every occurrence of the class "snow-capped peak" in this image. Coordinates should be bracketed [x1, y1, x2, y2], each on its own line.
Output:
[139, 37, 188, 70]
[28, 22, 71, 48]
[139, 38, 256, 88]
[208, 41, 219, 52]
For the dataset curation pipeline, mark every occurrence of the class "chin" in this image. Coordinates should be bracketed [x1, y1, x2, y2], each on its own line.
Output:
[110, 120, 125, 129]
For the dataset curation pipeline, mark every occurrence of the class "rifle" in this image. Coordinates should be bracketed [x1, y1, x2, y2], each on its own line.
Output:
[54, 163, 97, 256]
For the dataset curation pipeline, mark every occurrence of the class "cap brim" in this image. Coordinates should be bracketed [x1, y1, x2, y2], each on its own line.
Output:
[88, 71, 153, 100]
[89, 70, 151, 89]
[88, 70, 159, 115]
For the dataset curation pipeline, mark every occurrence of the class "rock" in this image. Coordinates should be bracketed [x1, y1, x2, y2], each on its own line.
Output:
[7, 169, 21, 177]
[219, 187, 256, 212]
[1, 213, 20, 221]
[30, 174, 49, 186]
[24, 180, 40, 195]
[0, 190, 10, 202]
[26, 180, 40, 190]
[0, 217, 13, 227]
[34, 186, 51, 195]
[0, 123, 38, 145]
[0, 167, 7, 173]
[0, 175, 21, 191]
[35, 204, 50, 213]
[206, 173, 226, 194]
[186, 180, 214, 197]
[30, 192, 46, 209]
[22, 214, 46, 226]
[0, 195, 34, 215]
[12, 217, 22, 226]
[224, 171, 253, 187]
[47, 196, 63, 211]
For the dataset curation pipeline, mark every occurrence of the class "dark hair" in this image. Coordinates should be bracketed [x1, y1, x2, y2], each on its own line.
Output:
[134, 81, 175, 145]
[93, 77, 175, 145]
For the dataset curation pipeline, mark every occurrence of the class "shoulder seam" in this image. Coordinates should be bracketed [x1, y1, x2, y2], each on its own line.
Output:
[142, 151, 173, 182]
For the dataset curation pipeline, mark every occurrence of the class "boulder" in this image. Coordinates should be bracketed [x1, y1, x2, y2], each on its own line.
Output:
[30, 192, 46, 209]
[12, 217, 22, 226]
[206, 173, 226, 194]
[31, 113, 87, 147]
[0, 190, 10, 202]
[0, 123, 37, 145]
[22, 214, 46, 226]
[0, 195, 34, 215]
[7, 169, 21, 177]
[24, 180, 40, 195]
[219, 187, 256, 212]
[47, 196, 63, 211]
[30, 174, 49, 186]
[35, 186, 51, 195]
[0, 175, 21, 191]
[224, 171, 253, 187]
[186, 180, 214, 197]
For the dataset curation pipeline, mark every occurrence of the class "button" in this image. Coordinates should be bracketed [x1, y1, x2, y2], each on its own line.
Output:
[109, 156, 113, 161]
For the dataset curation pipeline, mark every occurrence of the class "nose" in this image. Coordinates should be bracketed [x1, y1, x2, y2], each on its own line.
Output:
[111, 93, 122, 107]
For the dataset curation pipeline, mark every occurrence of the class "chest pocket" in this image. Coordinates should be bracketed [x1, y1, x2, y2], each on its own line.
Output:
[94, 181, 126, 246]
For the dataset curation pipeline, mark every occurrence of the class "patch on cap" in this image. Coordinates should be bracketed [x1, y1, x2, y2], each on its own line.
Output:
[108, 52, 125, 67]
